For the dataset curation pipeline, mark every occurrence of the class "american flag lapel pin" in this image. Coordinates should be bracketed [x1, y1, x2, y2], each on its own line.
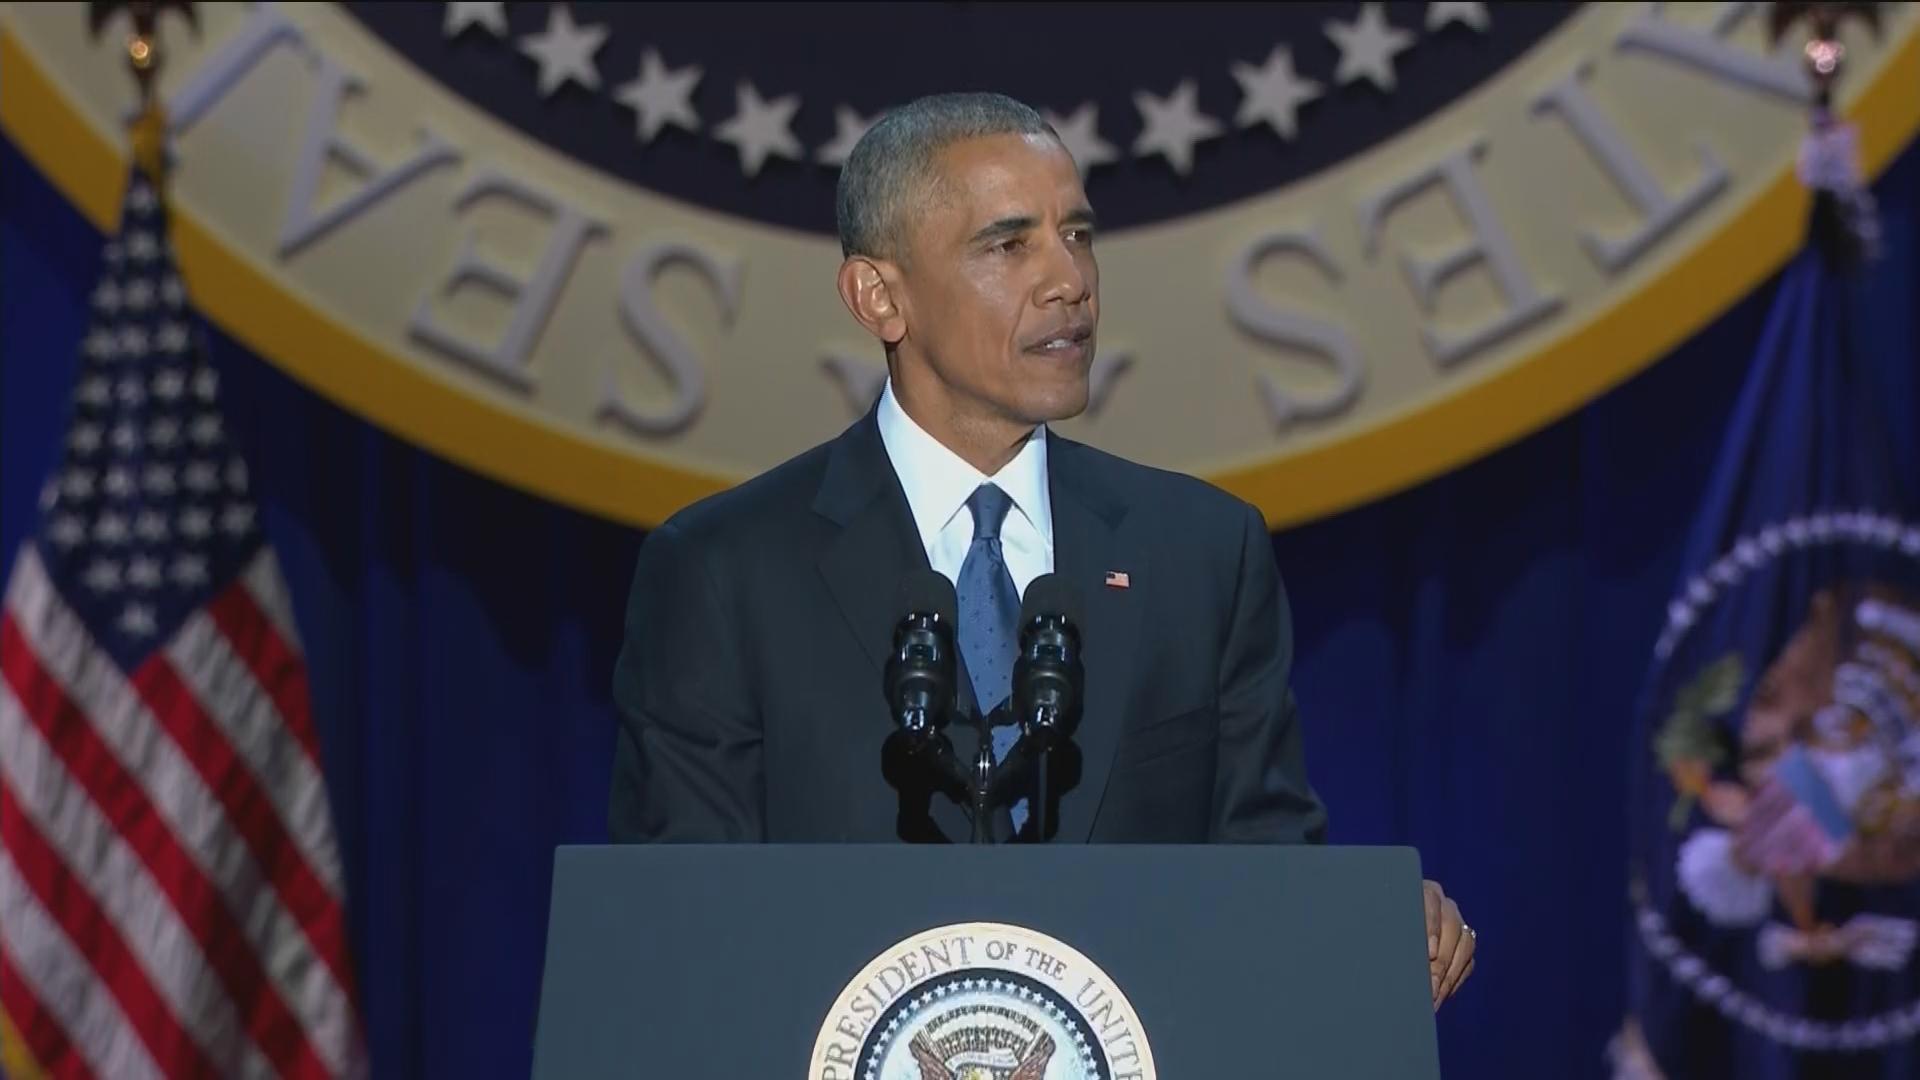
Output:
[1104, 570, 1131, 589]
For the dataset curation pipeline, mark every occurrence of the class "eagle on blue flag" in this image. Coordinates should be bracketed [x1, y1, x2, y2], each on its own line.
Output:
[1611, 36, 1920, 1076]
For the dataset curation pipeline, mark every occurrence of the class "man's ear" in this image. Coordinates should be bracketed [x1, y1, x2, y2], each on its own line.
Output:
[836, 256, 907, 347]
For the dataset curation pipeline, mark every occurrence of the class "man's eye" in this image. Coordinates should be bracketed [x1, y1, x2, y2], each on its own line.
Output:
[1066, 228, 1095, 245]
[993, 237, 1026, 254]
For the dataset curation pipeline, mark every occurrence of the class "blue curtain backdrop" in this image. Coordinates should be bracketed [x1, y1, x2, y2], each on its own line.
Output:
[4, 133, 1916, 1079]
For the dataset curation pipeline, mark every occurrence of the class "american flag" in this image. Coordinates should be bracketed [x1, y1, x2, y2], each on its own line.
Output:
[0, 161, 364, 1077]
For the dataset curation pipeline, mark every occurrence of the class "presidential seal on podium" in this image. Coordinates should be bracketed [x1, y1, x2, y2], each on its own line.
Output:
[811, 922, 1155, 1079]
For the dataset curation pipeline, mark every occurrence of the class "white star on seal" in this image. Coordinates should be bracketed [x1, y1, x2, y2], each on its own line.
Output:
[1326, 3, 1416, 91]
[1131, 80, 1222, 176]
[517, 6, 608, 96]
[613, 49, 703, 142]
[1231, 45, 1322, 139]
[1427, 2, 1491, 32]
[442, 1, 506, 39]
[815, 104, 879, 167]
[1045, 102, 1119, 175]
[715, 82, 803, 177]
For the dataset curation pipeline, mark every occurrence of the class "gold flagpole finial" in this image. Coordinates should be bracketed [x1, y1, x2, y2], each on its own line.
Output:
[1767, 2, 1884, 106]
[86, 1, 197, 181]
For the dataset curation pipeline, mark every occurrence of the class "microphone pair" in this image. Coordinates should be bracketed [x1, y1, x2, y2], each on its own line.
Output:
[885, 569, 1085, 746]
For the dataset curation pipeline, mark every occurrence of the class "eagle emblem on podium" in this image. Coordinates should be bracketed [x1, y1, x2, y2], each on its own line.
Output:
[909, 1027, 1056, 1080]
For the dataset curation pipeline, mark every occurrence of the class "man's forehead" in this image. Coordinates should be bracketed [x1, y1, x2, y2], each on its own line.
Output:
[928, 135, 1090, 226]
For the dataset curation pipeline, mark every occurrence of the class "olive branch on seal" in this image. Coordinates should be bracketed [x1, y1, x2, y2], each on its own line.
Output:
[1653, 653, 1746, 831]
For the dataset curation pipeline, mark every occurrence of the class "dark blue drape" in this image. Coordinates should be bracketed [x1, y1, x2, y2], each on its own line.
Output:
[4, 134, 1916, 1079]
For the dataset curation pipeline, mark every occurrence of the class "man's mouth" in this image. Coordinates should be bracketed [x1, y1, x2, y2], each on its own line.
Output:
[1025, 323, 1094, 356]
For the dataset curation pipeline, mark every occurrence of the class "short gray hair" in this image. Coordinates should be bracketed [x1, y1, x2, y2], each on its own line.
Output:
[836, 92, 1060, 260]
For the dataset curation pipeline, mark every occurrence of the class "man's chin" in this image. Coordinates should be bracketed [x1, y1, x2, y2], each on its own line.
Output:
[1019, 385, 1092, 427]
[1006, 351, 1094, 423]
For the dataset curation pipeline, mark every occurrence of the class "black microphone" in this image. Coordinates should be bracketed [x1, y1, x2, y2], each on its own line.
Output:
[1012, 573, 1085, 746]
[882, 571, 975, 838]
[885, 570, 959, 740]
[1007, 573, 1084, 842]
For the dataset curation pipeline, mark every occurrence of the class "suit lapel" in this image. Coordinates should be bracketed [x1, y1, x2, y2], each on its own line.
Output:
[813, 409, 976, 842]
[814, 410, 927, 676]
[1046, 437, 1143, 842]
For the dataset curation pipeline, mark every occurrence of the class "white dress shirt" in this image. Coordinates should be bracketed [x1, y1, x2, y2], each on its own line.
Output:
[875, 379, 1053, 598]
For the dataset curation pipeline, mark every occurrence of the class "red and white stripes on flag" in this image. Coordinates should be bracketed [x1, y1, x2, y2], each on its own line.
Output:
[0, 544, 364, 1078]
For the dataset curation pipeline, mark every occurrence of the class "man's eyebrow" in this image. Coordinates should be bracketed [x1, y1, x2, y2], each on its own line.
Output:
[966, 209, 1099, 245]
[967, 215, 1037, 245]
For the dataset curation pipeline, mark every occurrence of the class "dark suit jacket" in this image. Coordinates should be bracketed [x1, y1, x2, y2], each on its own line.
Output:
[607, 406, 1327, 844]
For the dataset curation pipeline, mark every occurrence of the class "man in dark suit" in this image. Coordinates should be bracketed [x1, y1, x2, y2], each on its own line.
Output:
[609, 92, 1477, 1006]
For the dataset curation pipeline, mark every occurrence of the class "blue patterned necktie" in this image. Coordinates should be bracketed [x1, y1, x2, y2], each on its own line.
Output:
[955, 484, 1028, 835]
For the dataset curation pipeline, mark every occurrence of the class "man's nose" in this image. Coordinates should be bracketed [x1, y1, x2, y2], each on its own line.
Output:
[1035, 237, 1091, 306]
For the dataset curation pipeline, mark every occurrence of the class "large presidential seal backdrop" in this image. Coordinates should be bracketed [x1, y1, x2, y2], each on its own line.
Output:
[1, 2, 1914, 528]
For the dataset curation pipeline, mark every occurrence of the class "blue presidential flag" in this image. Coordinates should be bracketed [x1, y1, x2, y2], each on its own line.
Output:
[1613, 214, 1920, 1075]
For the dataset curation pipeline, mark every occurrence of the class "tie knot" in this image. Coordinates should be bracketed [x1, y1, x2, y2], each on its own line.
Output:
[967, 484, 1013, 541]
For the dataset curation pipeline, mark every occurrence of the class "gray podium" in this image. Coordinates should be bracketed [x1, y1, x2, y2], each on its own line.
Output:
[531, 844, 1442, 1078]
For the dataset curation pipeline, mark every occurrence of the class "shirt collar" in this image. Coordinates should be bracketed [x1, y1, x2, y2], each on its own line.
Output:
[876, 378, 1052, 550]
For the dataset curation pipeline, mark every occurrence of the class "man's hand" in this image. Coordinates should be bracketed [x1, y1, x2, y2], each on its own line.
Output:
[1423, 879, 1475, 1010]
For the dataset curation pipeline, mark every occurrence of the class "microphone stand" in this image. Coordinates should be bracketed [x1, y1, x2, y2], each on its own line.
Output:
[966, 708, 1063, 844]
[970, 721, 994, 845]
[1033, 743, 1049, 843]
